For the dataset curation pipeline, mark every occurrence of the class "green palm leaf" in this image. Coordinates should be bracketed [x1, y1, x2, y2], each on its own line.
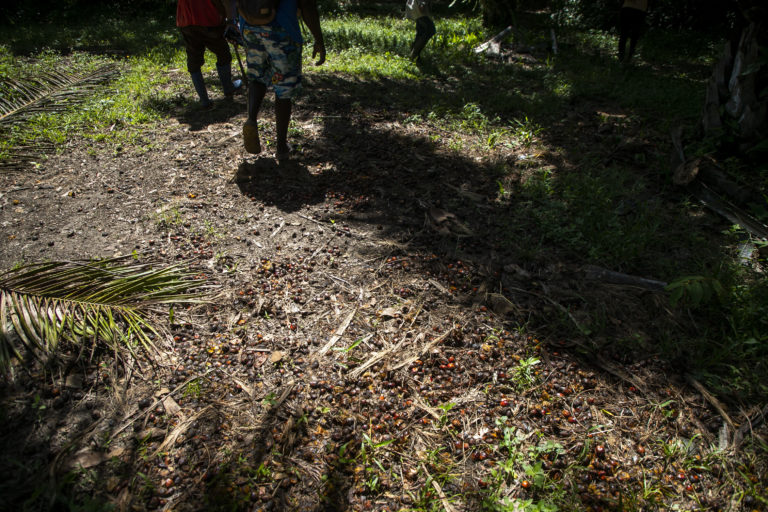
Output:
[0, 259, 204, 372]
[0, 64, 118, 170]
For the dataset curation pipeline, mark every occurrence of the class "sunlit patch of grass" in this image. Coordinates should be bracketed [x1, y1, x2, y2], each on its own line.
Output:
[0, 44, 188, 154]
[321, 15, 413, 55]
[322, 49, 418, 79]
[321, 13, 485, 66]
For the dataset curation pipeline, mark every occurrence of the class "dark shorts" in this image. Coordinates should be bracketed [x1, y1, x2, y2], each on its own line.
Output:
[180, 25, 232, 73]
[619, 7, 646, 39]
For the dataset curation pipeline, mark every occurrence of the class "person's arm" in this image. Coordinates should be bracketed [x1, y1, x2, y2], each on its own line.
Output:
[217, 0, 242, 43]
[212, 0, 237, 22]
[299, 0, 326, 65]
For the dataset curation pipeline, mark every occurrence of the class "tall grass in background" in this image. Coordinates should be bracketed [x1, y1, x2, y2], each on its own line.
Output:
[317, 14, 484, 78]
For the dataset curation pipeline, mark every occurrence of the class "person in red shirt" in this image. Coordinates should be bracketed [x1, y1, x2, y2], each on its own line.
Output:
[177, 0, 242, 107]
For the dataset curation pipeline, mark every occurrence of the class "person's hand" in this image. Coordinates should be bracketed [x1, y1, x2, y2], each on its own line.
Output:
[312, 40, 326, 66]
[224, 23, 244, 46]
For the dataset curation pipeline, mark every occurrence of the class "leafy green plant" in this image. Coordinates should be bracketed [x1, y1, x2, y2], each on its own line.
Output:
[31, 393, 47, 422]
[510, 116, 542, 148]
[458, 102, 495, 134]
[333, 337, 362, 353]
[407, 473, 441, 510]
[155, 205, 183, 228]
[511, 357, 540, 391]
[358, 432, 394, 466]
[483, 420, 565, 511]
[184, 378, 203, 399]
[666, 275, 724, 307]
[437, 402, 456, 427]
[363, 470, 381, 493]
[337, 441, 354, 464]
[255, 462, 272, 481]
[649, 399, 677, 419]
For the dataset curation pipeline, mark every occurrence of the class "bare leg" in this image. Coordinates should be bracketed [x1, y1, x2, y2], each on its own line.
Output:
[243, 80, 267, 154]
[275, 97, 292, 156]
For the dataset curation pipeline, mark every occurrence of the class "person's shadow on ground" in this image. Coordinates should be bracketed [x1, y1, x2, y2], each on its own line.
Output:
[234, 157, 323, 213]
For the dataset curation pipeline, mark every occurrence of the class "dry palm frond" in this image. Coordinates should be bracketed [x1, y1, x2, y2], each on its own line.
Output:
[0, 259, 205, 373]
[0, 64, 119, 126]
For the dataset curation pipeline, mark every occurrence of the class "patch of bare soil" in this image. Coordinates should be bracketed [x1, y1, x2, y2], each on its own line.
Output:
[0, 71, 765, 512]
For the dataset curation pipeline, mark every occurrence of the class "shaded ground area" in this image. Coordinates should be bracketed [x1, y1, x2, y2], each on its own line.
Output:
[1, 43, 766, 512]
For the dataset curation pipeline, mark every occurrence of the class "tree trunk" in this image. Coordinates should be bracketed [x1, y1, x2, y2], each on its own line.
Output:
[701, 18, 767, 151]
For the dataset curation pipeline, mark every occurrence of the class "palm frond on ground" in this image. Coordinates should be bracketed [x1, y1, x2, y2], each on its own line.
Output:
[0, 259, 203, 373]
[0, 64, 118, 126]
[0, 63, 118, 170]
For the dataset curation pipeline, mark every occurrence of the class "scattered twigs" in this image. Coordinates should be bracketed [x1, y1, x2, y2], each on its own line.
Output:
[413, 394, 441, 422]
[306, 237, 332, 262]
[420, 463, 456, 512]
[686, 375, 736, 433]
[391, 329, 452, 371]
[595, 353, 647, 393]
[350, 333, 408, 379]
[326, 273, 354, 290]
[474, 26, 513, 54]
[733, 403, 768, 449]
[693, 182, 768, 240]
[297, 213, 325, 227]
[315, 308, 357, 357]
[108, 368, 214, 442]
[266, 380, 296, 412]
[152, 405, 213, 457]
[270, 220, 285, 238]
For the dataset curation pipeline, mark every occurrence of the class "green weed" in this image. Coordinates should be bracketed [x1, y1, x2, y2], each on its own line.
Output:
[510, 116, 542, 148]
[183, 378, 202, 399]
[482, 418, 566, 511]
[155, 205, 183, 228]
[666, 275, 725, 307]
[510, 357, 540, 391]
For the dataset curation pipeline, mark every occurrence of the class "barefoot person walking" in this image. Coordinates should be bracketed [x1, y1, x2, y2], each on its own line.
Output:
[227, 0, 325, 158]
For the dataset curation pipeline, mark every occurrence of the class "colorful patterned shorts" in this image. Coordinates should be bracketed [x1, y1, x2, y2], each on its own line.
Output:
[242, 22, 303, 99]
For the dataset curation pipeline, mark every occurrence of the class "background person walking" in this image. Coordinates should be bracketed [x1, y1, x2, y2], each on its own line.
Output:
[618, 0, 649, 63]
[177, 0, 243, 107]
[228, 0, 326, 158]
[406, 0, 436, 62]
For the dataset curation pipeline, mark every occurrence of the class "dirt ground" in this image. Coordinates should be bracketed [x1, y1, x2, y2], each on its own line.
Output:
[0, 64, 766, 512]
